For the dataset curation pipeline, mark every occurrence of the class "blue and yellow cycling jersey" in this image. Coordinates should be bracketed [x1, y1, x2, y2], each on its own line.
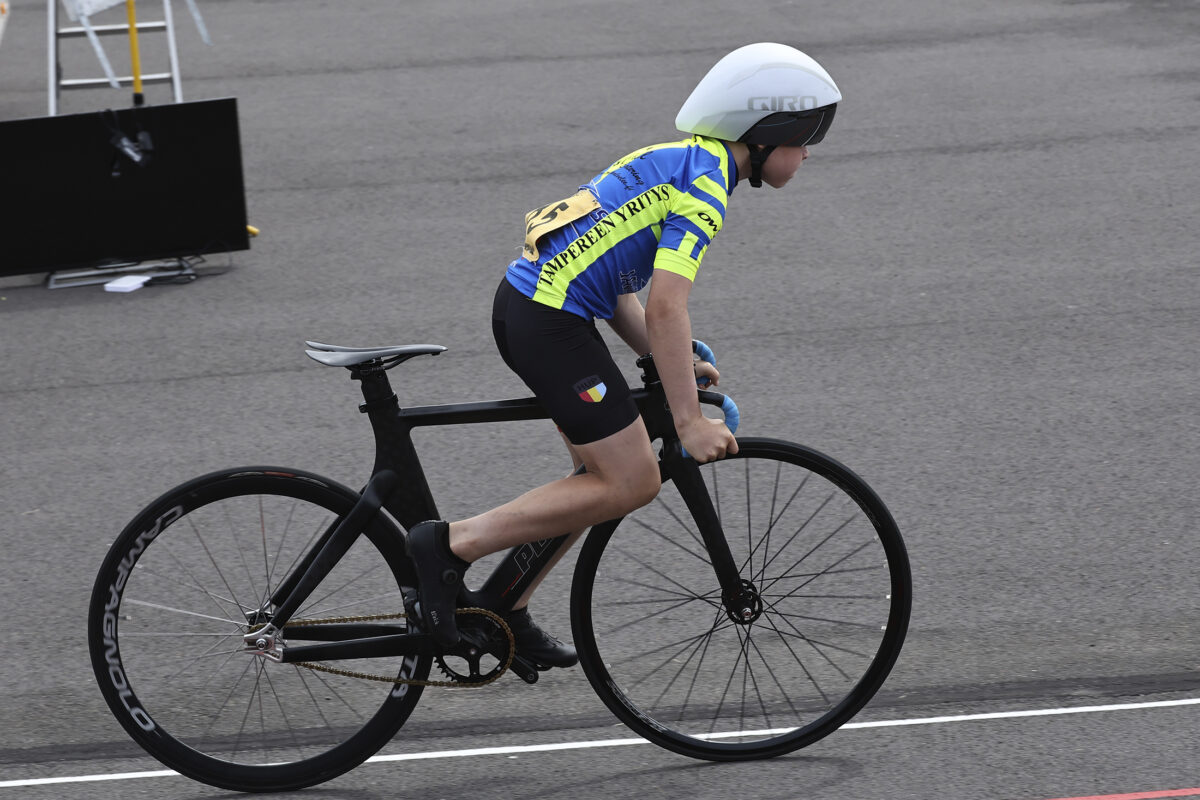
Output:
[505, 135, 736, 320]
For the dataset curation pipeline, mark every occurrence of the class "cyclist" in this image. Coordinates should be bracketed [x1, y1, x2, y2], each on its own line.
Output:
[408, 42, 841, 663]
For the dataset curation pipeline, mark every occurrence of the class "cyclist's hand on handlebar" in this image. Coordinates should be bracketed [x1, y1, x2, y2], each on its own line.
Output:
[693, 357, 719, 388]
[677, 415, 738, 463]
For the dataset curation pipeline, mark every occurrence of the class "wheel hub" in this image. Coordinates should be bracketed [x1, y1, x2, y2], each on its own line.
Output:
[725, 579, 763, 625]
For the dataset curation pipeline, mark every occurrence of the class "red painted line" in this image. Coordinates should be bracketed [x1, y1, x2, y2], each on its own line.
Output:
[1044, 789, 1200, 800]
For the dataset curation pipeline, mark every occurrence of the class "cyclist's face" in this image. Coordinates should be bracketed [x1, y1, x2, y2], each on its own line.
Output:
[762, 145, 810, 188]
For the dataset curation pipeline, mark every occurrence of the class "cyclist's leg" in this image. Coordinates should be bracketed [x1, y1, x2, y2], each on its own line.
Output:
[447, 417, 658, 562]
[511, 432, 586, 609]
[504, 435, 586, 669]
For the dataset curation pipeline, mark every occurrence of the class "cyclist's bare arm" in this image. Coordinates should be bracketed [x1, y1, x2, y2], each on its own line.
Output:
[605, 292, 651, 355]
[645, 269, 737, 462]
[606, 289, 720, 385]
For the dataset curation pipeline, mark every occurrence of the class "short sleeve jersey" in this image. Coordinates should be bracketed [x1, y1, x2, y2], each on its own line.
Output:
[504, 135, 736, 320]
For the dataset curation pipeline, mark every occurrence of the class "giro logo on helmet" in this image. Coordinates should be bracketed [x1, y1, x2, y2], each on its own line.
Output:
[747, 96, 820, 112]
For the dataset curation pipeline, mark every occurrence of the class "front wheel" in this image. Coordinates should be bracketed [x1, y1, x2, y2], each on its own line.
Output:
[88, 468, 431, 792]
[571, 438, 911, 761]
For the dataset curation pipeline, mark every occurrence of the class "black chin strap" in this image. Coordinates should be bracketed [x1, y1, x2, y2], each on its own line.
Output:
[747, 145, 777, 188]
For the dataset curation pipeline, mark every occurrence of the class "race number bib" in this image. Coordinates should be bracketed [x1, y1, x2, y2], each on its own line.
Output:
[522, 190, 600, 262]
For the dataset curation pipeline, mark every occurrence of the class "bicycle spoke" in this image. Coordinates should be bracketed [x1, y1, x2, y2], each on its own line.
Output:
[609, 544, 714, 607]
[626, 622, 724, 696]
[744, 469, 811, 580]
[598, 593, 718, 637]
[224, 500, 262, 610]
[613, 619, 734, 664]
[125, 598, 247, 628]
[260, 665, 307, 763]
[756, 611, 830, 706]
[649, 493, 708, 554]
[187, 514, 252, 618]
[293, 589, 407, 619]
[298, 558, 391, 618]
[759, 490, 838, 578]
[768, 608, 884, 632]
[600, 573, 721, 605]
[627, 514, 711, 566]
[156, 543, 244, 621]
[204, 651, 259, 742]
[648, 616, 722, 712]
[676, 606, 725, 723]
[760, 519, 869, 596]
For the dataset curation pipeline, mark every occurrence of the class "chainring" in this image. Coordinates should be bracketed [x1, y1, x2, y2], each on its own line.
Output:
[434, 609, 516, 684]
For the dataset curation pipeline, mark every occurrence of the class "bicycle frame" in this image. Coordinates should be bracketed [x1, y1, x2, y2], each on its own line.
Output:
[244, 353, 748, 678]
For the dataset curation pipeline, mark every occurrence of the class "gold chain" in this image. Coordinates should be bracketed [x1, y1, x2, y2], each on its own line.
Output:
[283, 608, 514, 689]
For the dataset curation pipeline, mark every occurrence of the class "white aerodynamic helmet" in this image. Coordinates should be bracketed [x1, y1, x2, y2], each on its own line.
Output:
[677, 42, 841, 163]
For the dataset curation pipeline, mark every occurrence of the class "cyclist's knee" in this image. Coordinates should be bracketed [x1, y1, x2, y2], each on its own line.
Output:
[577, 418, 659, 512]
[614, 456, 660, 512]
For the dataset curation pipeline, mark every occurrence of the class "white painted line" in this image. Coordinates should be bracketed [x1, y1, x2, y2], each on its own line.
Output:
[840, 697, 1200, 729]
[0, 769, 178, 788]
[3, 697, 1199, 789]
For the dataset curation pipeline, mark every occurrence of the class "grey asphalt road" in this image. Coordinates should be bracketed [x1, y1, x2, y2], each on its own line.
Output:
[1, 0, 1199, 798]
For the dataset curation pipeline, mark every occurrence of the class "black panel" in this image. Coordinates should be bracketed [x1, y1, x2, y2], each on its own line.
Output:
[0, 98, 250, 277]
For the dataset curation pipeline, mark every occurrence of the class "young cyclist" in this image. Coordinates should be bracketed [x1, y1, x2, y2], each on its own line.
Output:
[407, 43, 842, 665]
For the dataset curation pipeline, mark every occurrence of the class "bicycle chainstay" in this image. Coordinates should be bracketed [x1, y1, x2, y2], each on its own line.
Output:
[284, 607, 514, 688]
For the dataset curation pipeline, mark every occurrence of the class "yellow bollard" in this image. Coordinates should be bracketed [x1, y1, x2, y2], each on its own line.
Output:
[0, 3, 10, 50]
[125, 0, 144, 105]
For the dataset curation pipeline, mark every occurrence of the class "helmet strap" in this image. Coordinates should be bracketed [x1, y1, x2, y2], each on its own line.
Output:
[748, 145, 776, 188]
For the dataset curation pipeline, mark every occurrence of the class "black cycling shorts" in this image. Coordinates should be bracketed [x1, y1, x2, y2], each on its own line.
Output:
[492, 277, 639, 445]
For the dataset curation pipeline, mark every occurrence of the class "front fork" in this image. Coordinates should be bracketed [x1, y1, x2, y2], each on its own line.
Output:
[661, 443, 760, 623]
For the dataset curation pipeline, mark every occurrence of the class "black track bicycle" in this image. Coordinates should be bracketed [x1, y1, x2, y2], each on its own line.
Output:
[88, 340, 911, 793]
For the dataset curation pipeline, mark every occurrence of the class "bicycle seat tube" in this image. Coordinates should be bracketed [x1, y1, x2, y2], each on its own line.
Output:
[354, 363, 440, 529]
[263, 362, 438, 620]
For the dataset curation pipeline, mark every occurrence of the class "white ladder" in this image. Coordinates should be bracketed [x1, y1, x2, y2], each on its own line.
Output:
[47, 0, 183, 116]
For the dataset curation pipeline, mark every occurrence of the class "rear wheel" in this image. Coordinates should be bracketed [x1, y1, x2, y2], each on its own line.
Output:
[572, 438, 910, 760]
[88, 468, 430, 792]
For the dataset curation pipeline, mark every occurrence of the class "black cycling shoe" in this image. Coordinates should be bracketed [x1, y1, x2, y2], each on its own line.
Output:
[406, 520, 469, 648]
[507, 607, 578, 669]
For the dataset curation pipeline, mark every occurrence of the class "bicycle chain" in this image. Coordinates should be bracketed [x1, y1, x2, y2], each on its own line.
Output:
[283, 608, 514, 689]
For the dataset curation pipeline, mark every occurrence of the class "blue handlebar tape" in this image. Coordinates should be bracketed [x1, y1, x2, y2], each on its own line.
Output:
[693, 339, 716, 388]
[720, 395, 740, 434]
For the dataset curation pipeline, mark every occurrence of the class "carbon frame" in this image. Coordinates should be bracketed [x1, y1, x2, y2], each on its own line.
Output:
[252, 354, 743, 675]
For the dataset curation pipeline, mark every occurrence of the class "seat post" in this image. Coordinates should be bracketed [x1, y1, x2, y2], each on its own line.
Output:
[352, 363, 397, 413]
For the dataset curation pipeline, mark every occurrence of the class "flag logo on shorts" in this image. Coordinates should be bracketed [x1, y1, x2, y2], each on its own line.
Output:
[574, 375, 607, 403]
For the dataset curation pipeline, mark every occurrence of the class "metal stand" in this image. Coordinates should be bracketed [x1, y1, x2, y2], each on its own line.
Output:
[48, 0, 182, 116]
[45, 257, 198, 289]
